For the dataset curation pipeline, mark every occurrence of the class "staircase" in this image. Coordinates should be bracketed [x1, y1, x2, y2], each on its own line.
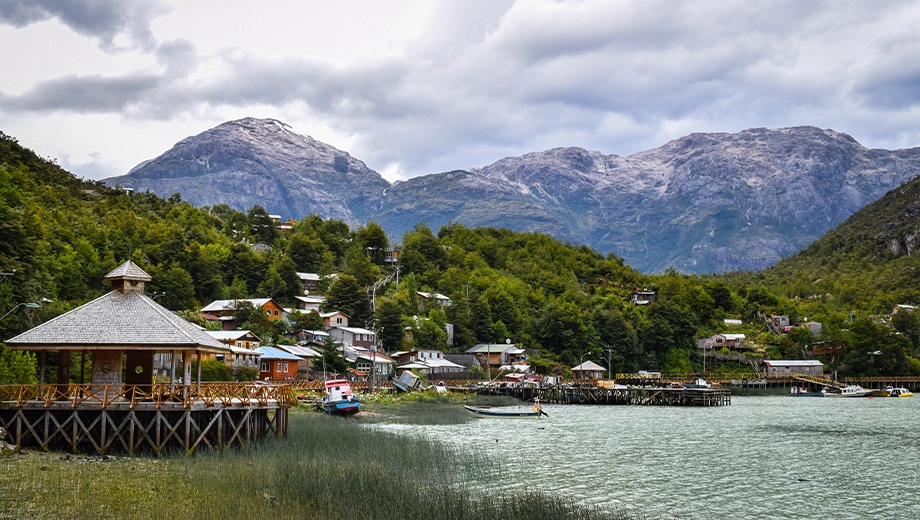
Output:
[757, 311, 782, 336]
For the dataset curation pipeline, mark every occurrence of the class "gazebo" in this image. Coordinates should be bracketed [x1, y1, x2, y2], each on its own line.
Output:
[572, 360, 606, 380]
[1, 261, 293, 455]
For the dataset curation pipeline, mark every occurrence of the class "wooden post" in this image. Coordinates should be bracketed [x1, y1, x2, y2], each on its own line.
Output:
[57, 350, 71, 394]
[80, 350, 86, 384]
[169, 351, 177, 394]
[39, 350, 46, 390]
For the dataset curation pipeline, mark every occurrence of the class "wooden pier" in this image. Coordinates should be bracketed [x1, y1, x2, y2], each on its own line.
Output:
[475, 383, 731, 406]
[0, 383, 294, 456]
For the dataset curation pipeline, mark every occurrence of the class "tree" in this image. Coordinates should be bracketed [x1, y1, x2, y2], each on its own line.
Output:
[413, 318, 448, 351]
[154, 264, 197, 311]
[287, 233, 332, 273]
[355, 221, 389, 265]
[289, 309, 324, 331]
[323, 274, 371, 325]
[0, 346, 36, 384]
[376, 297, 405, 353]
[314, 336, 348, 375]
[247, 205, 278, 244]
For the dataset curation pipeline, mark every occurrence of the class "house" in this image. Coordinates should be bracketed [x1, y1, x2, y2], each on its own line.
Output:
[292, 329, 329, 345]
[347, 349, 395, 381]
[811, 340, 845, 356]
[294, 295, 325, 311]
[256, 346, 300, 380]
[392, 350, 465, 375]
[771, 315, 790, 328]
[724, 319, 742, 326]
[200, 298, 286, 330]
[762, 360, 824, 377]
[572, 360, 606, 379]
[893, 304, 916, 314]
[279, 219, 298, 234]
[798, 321, 822, 336]
[465, 343, 527, 372]
[321, 311, 349, 328]
[698, 333, 747, 351]
[383, 250, 400, 265]
[443, 353, 481, 372]
[630, 289, 656, 305]
[417, 291, 451, 307]
[328, 326, 376, 348]
[204, 330, 262, 368]
[295, 272, 321, 294]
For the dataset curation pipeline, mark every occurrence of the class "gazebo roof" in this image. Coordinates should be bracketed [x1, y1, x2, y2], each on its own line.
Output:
[104, 259, 152, 281]
[5, 288, 229, 353]
[572, 360, 605, 371]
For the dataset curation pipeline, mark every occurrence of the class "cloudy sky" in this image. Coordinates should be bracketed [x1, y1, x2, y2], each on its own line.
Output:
[2, 0, 920, 182]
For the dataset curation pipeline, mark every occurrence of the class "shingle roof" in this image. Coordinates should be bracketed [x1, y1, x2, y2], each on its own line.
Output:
[6, 290, 229, 353]
[104, 260, 152, 281]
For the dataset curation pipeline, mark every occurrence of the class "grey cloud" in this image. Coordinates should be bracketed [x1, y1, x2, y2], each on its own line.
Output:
[1, 74, 161, 113]
[0, 0, 166, 50]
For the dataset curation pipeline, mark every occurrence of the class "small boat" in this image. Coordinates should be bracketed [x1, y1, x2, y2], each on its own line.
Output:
[887, 386, 914, 397]
[321, 379, 360, 415]
[822, 385, 873, 398]
[789, 386, 824, 397]
[682, 378, 711, 389]
[464, 401, 547, 419]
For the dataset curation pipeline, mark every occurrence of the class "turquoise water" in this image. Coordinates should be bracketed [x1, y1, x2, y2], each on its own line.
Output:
[377, 396, 920, 519]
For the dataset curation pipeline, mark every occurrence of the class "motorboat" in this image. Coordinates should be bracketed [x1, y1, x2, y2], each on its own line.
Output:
[682, 378, 711, 389]
[822, 385, 873, 398]
[321, 378, 360, 415]
[886, 386, 914, 397]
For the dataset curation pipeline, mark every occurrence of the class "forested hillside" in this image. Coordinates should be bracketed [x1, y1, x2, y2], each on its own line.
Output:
[4, 131, 920, 381]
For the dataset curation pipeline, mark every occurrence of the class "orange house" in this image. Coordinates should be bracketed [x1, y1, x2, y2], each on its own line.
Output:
[256, 346, 300, 380]
[200, 298, 286, 330]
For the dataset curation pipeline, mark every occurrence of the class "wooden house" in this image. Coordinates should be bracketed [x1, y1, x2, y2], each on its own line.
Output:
[200, 298, 286, 330]
[204, 330, 262, 368]
[256, 346, 300, 380]
[328, 326, 376, 348]
[321, 311, 349, 328]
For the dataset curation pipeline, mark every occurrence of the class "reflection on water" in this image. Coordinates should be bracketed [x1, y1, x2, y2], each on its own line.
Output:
[372, 396, 920, 519]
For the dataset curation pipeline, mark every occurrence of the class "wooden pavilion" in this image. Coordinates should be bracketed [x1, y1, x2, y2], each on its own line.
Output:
[0, 261, 293, 455]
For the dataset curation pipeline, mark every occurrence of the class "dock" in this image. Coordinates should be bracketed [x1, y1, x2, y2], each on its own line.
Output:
[475, 383, 731, 406]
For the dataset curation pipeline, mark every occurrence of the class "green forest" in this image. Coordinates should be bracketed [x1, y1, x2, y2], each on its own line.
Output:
[3, 130, 920, 383]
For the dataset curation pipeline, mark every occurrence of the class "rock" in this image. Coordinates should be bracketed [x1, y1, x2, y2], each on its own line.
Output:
[0, 427, 20, 457]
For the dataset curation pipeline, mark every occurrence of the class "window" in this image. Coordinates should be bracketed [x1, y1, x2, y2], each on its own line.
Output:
[273, 310, 279, 316]
[336, 317, 342, 324]
[237, 341, 242, 348]
[260, 362, 268, 372]
[276, 362, 282, 371]
[283, 362, 289, 372]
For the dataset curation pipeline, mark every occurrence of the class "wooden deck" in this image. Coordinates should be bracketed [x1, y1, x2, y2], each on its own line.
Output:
[0, 383, 294, 456]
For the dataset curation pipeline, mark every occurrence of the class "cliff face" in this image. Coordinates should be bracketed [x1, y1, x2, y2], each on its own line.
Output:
[104, 117, 389, 224]
[108, 121, 920, 274]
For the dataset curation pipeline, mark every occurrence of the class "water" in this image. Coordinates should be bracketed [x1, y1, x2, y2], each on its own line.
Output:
[375, 396, 920, 519]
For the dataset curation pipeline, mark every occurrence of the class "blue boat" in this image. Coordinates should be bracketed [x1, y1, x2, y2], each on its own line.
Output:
[322, 379, 360, 415]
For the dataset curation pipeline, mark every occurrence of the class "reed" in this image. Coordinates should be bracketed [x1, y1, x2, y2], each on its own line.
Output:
[0, 402, 644, 520]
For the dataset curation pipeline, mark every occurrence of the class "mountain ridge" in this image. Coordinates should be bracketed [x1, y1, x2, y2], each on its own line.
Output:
[105, 120, 920, 274]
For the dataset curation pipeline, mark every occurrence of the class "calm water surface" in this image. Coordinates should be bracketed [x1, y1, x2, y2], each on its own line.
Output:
[376, 396, 920, 519]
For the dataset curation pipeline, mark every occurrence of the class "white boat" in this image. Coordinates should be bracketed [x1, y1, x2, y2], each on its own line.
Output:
[822, 385, 873, 398]
[887, 386, 914, 397]
[682, 378, 711, 389]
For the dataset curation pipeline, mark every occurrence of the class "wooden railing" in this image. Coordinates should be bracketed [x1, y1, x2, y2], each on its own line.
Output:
[0, 382, 297, 409]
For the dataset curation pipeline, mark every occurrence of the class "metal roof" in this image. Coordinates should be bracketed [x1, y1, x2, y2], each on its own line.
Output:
[200, 298, 273, 313]
[5, 290, 229, 353]
[256, 346, 302, 360]
[764, 360, 824, 367]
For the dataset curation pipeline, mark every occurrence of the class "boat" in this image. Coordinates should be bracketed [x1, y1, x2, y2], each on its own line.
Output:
[886, 386, 914, 397]
[682, 378, 711, 389]
[822, 385, 873, 398]
[789, 386, 824, 397]
[321, 378, 360, 415]
[464, 399, 547, 419]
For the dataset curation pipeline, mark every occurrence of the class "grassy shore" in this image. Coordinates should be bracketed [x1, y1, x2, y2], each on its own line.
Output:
[0, 397, 641, 520]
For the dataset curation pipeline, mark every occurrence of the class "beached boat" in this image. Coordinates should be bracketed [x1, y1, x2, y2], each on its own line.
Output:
[822, 385, 873, 398]
[682, 378, 711, 389]
[321, 379, 360, 415]
[464, 402, 547, 419]
[789, 386, 824, 397]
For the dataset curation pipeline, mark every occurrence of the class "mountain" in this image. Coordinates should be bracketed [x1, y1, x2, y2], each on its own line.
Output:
[104, 117, 389, 223]
[107, 121, 920, 274]
[374, 127, 920, 273]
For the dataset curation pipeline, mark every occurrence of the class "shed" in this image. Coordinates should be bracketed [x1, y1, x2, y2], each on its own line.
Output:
[762, 360, 824, 377]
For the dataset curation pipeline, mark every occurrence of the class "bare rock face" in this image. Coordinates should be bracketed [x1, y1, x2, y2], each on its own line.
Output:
[374, 127, 920, 273]
[105, 118, 389, 225]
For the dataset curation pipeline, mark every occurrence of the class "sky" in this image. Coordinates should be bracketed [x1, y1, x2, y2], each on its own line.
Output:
[2, 1, 920, 183]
